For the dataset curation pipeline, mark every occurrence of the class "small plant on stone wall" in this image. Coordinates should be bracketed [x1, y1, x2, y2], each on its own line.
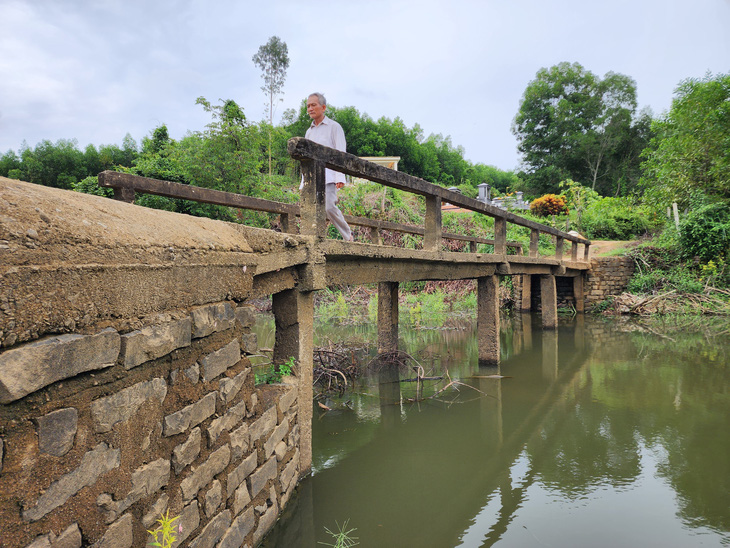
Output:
[256, 356, 296, 384]
[319, 519, 359, 547]
[147, 510, 180, 548]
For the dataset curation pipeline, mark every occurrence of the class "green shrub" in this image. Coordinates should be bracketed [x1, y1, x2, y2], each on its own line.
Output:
[529, 194, 569, 217]
[317, 290, 349, 322]
[580, 197, 658, 240]
[627, 266, 704, 294]
[255, 357, 295, 384]
[678, 202, 730, 263]
[72, 176, 114, 197]
[403, 291, 446, 327]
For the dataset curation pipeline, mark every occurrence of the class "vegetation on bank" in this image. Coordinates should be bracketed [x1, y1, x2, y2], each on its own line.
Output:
[1, 64, 727, 315]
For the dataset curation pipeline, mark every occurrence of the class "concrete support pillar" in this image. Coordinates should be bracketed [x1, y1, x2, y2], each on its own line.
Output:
[540, 274, 558, 329]
[520, 274, 532, 311]
[272, 289, 314, 476]
[573, 274, 585, 313]
[377, 281, 399, 354]
[478, 275, 500, 365]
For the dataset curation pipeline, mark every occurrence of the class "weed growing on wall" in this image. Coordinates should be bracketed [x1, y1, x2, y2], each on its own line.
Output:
[255, 356, 295, 384]
[147, 511, 180, 548]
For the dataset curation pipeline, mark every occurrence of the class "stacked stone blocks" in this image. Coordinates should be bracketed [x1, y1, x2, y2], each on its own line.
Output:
[0, 301, 300, 548]
[584, 257, 635, 308]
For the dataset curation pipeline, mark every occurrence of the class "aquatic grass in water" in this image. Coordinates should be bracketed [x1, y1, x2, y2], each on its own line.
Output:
[318, 520, 359, 547]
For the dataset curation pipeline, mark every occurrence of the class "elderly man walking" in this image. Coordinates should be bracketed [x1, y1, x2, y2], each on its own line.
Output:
[303, 92, 353, 241]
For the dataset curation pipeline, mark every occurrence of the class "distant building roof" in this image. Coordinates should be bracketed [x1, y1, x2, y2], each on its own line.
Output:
[351, 156, 401, 185]
[360, 157, 400, 171]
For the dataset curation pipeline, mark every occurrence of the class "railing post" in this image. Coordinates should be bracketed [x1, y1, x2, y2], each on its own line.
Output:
[571, 241, 578, 261]
[584, 243, 591, 261]
[424, 195, 442, 251]
[98, 171, 135, 203]
[555, 236, 564, 261]
[112, 187, 136, 203]
[530, 229, 540, 258]
[299, 159, 327, 239]
[494, 218, 507, 255]
[280, 212, 298, 234]
[369, 226, 382, 245]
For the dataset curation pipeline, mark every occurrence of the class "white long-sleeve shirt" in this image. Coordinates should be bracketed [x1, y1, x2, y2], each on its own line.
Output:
[305, 116, 347, 185]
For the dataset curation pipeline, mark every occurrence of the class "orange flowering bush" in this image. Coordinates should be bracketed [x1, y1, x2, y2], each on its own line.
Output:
[529, 194, 569, 217]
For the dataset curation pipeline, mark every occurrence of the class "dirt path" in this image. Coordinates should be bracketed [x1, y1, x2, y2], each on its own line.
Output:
[589, 240, 640, 257]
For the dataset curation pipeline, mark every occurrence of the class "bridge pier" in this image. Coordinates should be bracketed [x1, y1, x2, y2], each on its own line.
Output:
[478, 275, 500, 365]
[519, 274, 532, 311]
[540, 274, 558, 329]
[573, 274, 585, 313]
[377, 281, 399, 353]
[272, 288, 314, 475]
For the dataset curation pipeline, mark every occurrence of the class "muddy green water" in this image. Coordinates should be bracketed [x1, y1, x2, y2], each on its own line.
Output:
[258, 314, 730, 547]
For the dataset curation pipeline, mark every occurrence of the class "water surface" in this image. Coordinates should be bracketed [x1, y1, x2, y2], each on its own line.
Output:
[260, 314, 730, 547]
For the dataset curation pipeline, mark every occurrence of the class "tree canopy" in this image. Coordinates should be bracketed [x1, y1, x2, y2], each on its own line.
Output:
[641, 72, 730, 208]
[252, 36, 290, 125]
[512, 62, 651, 196]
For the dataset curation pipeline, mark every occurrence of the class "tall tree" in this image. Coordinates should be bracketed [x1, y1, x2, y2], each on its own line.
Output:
[512, 62, 645, 196]
[252, 36, 290, 175]
[641, 72, 730, 207]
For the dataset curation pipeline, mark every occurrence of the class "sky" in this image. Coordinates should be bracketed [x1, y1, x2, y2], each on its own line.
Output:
[1, 0, 728, 171]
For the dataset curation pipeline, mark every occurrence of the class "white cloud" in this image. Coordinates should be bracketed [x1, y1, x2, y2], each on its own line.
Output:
[0, 0, 728, 168]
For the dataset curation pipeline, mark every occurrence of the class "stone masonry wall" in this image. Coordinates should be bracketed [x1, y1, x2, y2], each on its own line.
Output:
[0, 301, 299, 547]
[584, 257, 635, 308]
[0, 178, 306, 548]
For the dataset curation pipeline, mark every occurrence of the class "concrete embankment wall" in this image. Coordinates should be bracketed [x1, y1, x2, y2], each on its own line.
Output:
[0, 178, 301, 547]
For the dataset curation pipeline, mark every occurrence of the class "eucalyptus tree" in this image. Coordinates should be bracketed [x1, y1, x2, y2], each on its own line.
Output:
[252, 36, 290, 175]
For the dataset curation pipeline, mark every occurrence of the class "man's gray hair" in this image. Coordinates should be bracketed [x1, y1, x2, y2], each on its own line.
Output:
[308, 92, 326, 106]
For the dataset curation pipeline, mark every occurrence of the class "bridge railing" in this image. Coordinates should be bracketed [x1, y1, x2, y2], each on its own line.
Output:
[98, 138, 590, 261]
[287, 137, 590, 261]
[97, 171, 524, 254]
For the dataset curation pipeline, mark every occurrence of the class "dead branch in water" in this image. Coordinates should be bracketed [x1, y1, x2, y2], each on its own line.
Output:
[313, 343, 362, 394]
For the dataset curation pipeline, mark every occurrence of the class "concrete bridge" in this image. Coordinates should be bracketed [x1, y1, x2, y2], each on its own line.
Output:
[0, 139, 591, 547]
[98, 136, 591, 362]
